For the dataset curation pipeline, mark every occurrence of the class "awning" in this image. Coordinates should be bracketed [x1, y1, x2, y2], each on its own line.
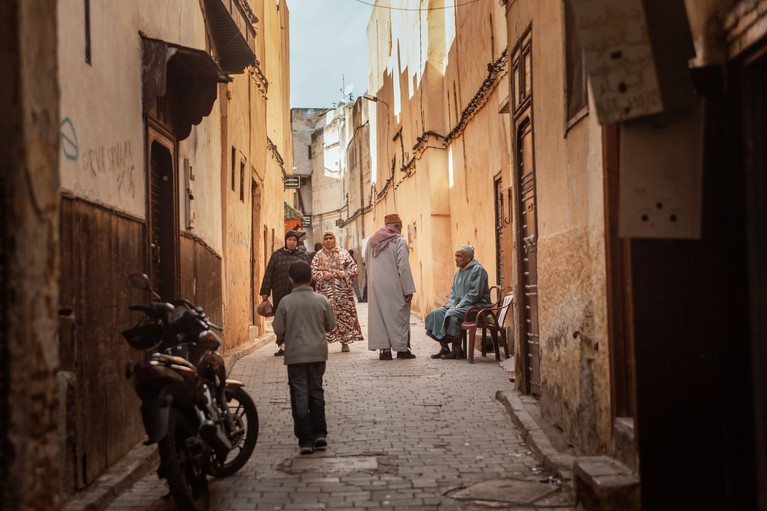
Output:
[284, 202, 303, 220]
[141, 38, 230, 139]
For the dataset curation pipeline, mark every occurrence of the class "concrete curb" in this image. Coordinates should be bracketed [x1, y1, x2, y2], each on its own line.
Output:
[62, 333, 274, 511]
[224, 332, 276, 375]
[496, 389, 576, 489]
[62, 443, 159, 511]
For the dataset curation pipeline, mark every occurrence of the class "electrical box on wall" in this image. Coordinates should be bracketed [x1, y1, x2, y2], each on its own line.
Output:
[184, 158, 196, 230]
[619, 102, 703, 239]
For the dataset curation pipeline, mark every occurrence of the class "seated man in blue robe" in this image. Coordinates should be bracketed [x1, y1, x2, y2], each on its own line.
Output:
[425, 245, 492, 359]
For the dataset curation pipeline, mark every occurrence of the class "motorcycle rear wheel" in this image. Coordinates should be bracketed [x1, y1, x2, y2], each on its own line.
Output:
[159, 408, 210, 511]
[206, 386, 259, 477]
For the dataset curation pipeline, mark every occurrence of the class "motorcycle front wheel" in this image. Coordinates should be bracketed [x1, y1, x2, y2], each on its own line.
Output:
[206, 386, 259, 477]
[159, 407, 210, 511]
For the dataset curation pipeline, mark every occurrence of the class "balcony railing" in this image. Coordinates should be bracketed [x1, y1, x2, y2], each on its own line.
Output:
[204, 0, 257, 74]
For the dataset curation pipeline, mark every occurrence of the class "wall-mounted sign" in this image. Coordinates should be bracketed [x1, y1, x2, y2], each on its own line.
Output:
[284, 175, 300, 188]
[571, 0, 663, 124]
[302, 215, 312, 228]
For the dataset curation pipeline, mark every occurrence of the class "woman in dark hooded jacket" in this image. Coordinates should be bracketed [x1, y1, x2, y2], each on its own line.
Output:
[260, 230, 312, 355]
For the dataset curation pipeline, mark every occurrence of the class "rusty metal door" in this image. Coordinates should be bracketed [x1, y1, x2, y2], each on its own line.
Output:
[517, 120, 541, 396]
[148, 135, 178, 301]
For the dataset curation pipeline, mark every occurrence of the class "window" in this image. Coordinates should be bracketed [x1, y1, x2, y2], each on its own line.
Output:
[511, 29, 532, 117]
[564, 0, 588, 128]
[240, 161, 245, 202]
[84, 0, 91, 64]
[231, 147, 236, 192]
[308, 145, 312, 160]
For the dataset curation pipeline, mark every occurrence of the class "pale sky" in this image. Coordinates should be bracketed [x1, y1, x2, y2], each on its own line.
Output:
[287, 0, 374, 108]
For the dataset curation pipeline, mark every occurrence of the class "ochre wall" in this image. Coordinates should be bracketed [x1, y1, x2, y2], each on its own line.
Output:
[505, 0, 612, 455]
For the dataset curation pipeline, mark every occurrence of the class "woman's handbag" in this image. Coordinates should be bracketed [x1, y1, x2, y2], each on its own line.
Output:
[256, 299, 274, 318]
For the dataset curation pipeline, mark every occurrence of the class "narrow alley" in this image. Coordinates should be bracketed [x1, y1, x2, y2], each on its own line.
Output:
[106, 304, 573, 510]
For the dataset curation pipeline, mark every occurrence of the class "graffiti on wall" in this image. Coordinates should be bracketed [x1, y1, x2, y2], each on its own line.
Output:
[60, 117, 137, 198]
[60, 117, 79, 161]
[81, 139, 137, 198]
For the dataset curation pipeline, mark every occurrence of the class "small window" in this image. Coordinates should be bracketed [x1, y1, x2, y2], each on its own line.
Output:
[240, 161, 246, 202]
[511, 28, 533, 118]
[308, 145, 312, 160]
[84, 0, 92, 64]
[231, 147, 236, 192]
[564, 0, 588, 128]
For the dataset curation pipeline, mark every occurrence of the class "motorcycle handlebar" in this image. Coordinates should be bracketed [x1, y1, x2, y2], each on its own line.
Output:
[129, 302, 174, 317]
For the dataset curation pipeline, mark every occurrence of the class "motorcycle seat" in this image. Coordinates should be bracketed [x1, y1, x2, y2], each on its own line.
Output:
[153, 353, 196, 371]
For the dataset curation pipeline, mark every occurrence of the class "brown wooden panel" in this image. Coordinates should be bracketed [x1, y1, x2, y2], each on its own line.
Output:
[194, 242, 223, 329]
[179, 233, 223, 339]
[73, 201, 109, 484]
[60, 198, 76, 371]
[179, 235, 195, 301]
[64, 199, 146, 487]
[106, 213, 146, 467]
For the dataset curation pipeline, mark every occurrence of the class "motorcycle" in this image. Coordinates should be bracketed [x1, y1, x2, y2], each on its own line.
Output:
[122, 273, 258, 510]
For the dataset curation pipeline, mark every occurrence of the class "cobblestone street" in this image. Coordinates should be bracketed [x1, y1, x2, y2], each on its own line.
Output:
[107, 303, 573, 510]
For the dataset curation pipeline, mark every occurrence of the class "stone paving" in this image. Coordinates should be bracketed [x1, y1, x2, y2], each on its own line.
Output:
[107, 303, 573, 510]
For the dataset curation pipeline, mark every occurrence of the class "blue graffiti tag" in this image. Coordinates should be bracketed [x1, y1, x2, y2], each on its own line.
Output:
[60, 117, 79, 161]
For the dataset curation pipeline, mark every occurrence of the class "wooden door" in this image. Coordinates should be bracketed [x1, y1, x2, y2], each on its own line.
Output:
[494, 175, 505, 290]
[517, 119, 540, 396]
[148, 132, 178, 301]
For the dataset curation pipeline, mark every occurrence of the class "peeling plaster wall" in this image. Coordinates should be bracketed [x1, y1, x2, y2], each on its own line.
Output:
[3, 0, 62, 508]
[505, 0, 612, 455]
[218, 0, 293, 350]
[57, 0, 146, 218]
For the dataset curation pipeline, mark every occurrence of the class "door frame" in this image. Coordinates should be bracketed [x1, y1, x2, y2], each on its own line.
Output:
[145, 122, 179, 300]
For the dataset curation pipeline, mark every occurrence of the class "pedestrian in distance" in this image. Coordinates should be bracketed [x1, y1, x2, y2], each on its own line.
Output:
[365, 213, 416, 360]
[348, 249, 364, 302]
[311, 230, 365, 352]
[272, 261, 336, 455]
[259, 230, 313, 356]
[309, 242, 323, 260]
[425, 245, 492, 359]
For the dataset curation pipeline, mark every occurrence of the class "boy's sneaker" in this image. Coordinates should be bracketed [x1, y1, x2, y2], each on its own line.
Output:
[313, 436, 328, 450]
[396, 350, 416, 359]
[299, 445, 314, 455]
[379, 349, 393, 360]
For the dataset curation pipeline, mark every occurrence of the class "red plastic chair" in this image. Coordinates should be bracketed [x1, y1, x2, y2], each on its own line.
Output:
[460, 292, 513, 364]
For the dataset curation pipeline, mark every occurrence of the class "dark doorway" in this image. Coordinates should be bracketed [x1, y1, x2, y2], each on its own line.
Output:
[0, 161, 8, 504]
[603, 126, 637, 420]
[741, 49, 767, 510]
[250, 178, 262, 325]
[149, 139, 178, 301]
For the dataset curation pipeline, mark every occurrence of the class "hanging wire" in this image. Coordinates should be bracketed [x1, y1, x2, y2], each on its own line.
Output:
[351, 0, 482, 11]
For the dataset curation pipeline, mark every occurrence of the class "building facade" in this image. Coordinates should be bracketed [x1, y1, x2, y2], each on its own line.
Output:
[2, 0, 293, 507]
[503, 0, 767, 509]
[361, 0, 511, 317]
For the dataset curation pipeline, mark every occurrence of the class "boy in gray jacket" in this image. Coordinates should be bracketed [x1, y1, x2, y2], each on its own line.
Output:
[273, 261, 336, 455]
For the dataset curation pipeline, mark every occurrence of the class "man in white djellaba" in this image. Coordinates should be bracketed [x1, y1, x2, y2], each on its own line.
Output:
[365, 213, 416, 360]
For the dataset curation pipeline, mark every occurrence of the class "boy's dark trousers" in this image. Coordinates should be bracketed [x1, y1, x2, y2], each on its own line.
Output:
[287, 361, 327, 447]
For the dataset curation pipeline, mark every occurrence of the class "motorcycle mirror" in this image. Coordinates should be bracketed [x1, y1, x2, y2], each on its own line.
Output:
[128, 273, 151, 290]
